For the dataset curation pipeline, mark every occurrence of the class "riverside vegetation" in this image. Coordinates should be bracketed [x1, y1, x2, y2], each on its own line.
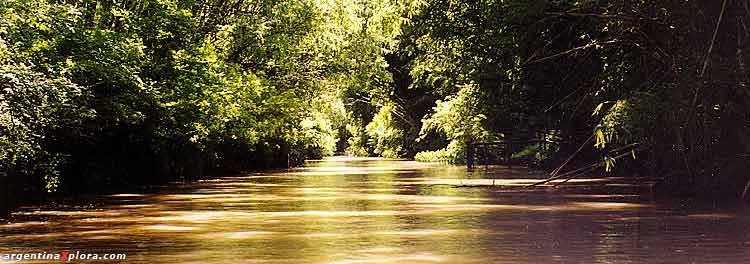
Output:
[1, 0, 749, 215]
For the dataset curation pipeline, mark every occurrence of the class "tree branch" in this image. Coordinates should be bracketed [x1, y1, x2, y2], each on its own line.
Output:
[699, 0, 729, 79]
[545, 12, 664, 24]
[525, 40, 620, 66]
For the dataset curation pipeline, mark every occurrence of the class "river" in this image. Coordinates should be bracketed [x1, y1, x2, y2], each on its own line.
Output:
[1, 157, 750, 263]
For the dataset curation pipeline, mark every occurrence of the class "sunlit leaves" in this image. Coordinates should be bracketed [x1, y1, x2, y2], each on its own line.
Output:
[416, 83, 490, 162]
[365, 105, 403, 158]
[0, 0, 372, 192]
[0, 63, 92, 192]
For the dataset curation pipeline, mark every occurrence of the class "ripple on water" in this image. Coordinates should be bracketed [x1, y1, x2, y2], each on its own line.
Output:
[2, 157, 750, 263]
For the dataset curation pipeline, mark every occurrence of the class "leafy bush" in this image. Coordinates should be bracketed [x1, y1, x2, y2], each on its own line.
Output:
[0, 64, 93, 192]
[415, 83, 492, 163]
[346, 120, 371, 156]
[365, 105, 404, 158]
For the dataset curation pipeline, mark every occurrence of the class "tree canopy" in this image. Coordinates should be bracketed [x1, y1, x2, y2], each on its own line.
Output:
[1, 0, 748, 200]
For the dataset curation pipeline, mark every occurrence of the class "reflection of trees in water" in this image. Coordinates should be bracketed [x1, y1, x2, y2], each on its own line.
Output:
[2, 159, 750, 263]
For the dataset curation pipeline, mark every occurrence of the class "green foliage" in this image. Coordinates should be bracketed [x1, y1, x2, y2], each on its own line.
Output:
[1, 0, 746, 200]
[593, 92, 663, 150]
[511, 144, 540, 160]
[0, 64, 93, 192]
[415, 83, 491, 163]
[346, 119, 371, 156]
[413, 148, 446, 162]
[386, 0, 750, 199]
[300, 107, 341, 158]
[0, 0, 386, 194]
[414, 140, 464, 164]
[365, 105, 403, 158]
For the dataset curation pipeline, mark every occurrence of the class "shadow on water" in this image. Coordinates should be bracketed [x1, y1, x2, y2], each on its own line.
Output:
[1, 156, 750, 263]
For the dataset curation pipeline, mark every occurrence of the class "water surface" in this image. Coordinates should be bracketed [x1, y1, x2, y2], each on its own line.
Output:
[1, 157, 749, 263]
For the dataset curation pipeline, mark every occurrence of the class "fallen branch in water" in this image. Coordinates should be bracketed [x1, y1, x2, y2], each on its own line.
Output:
[742, 178, 750, 201]
[549, 135, 593, 177]
[526, 161, 601, 187]
[552, 164, 601, 187]
[527, 145, 643, 188]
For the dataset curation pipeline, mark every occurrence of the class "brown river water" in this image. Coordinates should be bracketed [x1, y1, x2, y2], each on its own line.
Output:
[1, 157, 750, 263]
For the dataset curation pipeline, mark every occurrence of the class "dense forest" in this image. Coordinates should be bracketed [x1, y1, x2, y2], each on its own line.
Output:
[2, 0, 749, 215]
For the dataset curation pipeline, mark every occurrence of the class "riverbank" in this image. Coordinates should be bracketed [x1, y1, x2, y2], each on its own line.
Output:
[0, 156, 305, 221]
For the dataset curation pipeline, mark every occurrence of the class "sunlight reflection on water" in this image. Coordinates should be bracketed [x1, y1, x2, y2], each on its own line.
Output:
[1, 157, 750, 263]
